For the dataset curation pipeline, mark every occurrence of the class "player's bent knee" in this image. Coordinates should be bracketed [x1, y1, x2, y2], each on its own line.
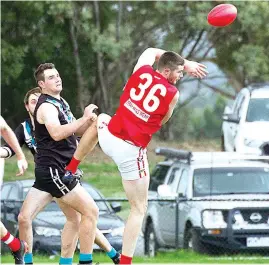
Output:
[83, 203, 99, 219]
[18, 212, 31, 226]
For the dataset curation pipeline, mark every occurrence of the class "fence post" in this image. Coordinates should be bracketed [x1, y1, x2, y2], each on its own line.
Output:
[175, 196, 179, 249]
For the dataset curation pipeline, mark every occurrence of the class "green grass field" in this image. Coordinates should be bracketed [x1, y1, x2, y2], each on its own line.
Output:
[1, 250, 269, 264]
[3, 138, 268, 264]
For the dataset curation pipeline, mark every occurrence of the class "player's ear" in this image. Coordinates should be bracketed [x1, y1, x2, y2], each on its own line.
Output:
[25, 104, 30, 112]
[38, 80, 45, 89]
[163, 67, 171, 77]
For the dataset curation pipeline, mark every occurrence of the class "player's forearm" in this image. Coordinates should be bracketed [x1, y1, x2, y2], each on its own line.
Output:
[75, 118, 95, 137]
[1, 128, 25, 160]
[49, 117, 90, 141]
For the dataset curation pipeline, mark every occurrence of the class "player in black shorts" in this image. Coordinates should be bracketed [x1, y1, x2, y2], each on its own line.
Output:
[2, 88, 120, 264]
[17, 63, 100, 265]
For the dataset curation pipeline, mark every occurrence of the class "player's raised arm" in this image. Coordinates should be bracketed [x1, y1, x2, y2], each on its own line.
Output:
[37, 103, 97, 141]
[133, 48, 167, 73]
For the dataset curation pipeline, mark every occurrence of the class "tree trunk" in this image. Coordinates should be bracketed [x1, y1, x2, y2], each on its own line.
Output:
[69, 12, 87, 114]
[93, 0, 109, 112]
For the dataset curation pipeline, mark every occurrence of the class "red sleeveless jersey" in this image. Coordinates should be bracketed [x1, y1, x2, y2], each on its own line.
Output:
[108, 65, 178, 148]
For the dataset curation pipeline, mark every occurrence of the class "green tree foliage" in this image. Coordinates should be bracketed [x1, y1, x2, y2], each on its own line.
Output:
[207, 2, 269, 90]
[191, 96, 226, 140]
[1, 1, 268, 141]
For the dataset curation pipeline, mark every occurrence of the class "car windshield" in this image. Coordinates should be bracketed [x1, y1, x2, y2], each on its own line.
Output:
[246, 98, 269, 122]
[193, 167, 269, 197]
[22, 185, 110, 212]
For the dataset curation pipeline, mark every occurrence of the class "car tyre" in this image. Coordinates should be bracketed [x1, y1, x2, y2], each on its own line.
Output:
[145, 222, 158, 257]
[184, 227, 213, 254]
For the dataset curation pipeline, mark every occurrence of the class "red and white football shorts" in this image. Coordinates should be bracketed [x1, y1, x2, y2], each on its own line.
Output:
[97, 113, 149, 181]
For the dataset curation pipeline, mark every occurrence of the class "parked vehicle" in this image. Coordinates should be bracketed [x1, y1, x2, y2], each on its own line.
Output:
[222, 82, 269, 154]
[142, 148, 269, 256]
[1, 180, 124, 254]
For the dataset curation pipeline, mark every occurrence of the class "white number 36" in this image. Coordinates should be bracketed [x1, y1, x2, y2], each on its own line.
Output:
[130, 73, 167, 112]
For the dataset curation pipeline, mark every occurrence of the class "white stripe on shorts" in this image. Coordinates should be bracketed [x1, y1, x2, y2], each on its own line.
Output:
[49, 167, 70, 195]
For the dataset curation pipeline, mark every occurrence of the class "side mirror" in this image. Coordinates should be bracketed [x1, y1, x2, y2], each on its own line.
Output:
[222, 113, 240, 124]
[110, 202, 121, 213]
[157, 184, 177, 198]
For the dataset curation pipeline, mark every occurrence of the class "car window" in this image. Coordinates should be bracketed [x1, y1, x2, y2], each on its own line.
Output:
[1, 184, 12, 200]
[246, 98, 269, 122]
[167, 168, 180, 185]
[149, 165, 170, 191]
[177, 169, 189, 195]
[168, 168, 181, 193]
[8, 185, 19, 200]
[193, 167, 269, 196]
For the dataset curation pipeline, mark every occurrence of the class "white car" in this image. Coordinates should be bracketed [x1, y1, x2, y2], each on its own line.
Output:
[142, 148, 269, 256]
[222, 82, 269, 154]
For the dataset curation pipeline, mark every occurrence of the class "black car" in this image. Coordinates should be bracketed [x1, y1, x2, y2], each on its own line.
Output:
[1, 179, 124, 254]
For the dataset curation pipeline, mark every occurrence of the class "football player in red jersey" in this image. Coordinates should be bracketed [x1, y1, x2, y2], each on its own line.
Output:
[64, 48, 208, 264]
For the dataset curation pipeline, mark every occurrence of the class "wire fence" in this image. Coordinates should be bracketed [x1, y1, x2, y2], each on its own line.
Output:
[1, 197, 269, 257]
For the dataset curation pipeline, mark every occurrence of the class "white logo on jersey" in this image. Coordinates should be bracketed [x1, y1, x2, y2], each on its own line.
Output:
[124, 99, 150, 122]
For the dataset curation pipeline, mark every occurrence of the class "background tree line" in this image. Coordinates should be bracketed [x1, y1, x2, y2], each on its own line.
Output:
[1, 1, 269, 140]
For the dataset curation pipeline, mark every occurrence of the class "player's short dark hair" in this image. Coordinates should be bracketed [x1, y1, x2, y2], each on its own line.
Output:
[34, 63, 55, 83]
[24, 87, 42, 105]
[157, 52, 184, 71]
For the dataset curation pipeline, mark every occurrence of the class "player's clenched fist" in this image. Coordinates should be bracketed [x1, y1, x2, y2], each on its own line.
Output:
[83, 104, 98, 121]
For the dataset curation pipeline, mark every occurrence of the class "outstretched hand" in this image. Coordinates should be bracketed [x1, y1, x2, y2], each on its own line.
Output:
[184, 60, 208, 79]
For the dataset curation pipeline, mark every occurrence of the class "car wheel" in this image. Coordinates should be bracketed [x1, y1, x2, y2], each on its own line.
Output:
[145, 222, 158, 257]
[184, 227, 213, 254]
[183, 226, 193, 250]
